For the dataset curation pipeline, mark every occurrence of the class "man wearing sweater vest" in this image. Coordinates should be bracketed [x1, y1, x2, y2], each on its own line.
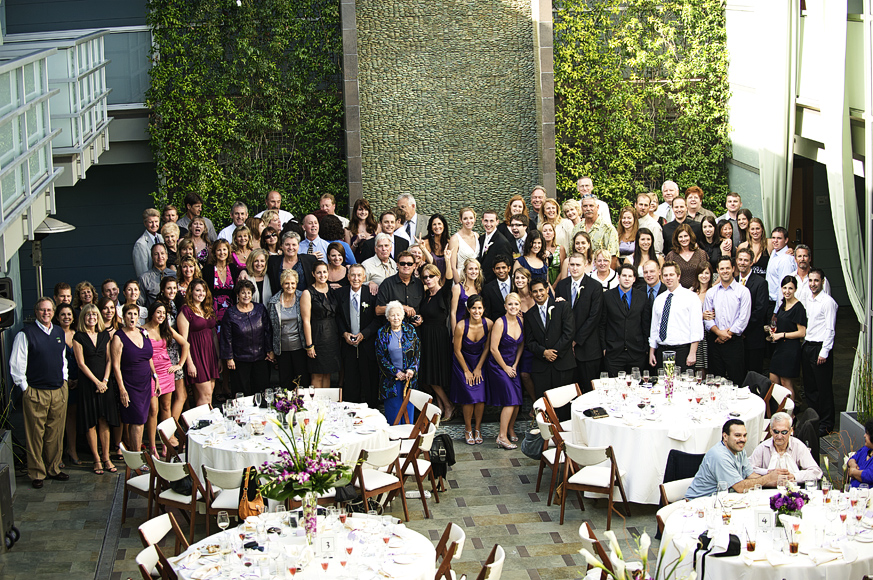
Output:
[11, 297, 69, 488]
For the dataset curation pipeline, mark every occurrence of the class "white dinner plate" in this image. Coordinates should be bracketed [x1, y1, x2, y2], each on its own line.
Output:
[856, 529, 873, 542]
[393, 555, 415, 564]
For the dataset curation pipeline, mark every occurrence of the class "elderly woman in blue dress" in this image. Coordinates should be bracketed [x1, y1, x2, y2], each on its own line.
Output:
[376, 300, 420, 424]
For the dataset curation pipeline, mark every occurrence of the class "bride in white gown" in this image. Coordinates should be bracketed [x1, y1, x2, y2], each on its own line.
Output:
[447, 207, 480, 282]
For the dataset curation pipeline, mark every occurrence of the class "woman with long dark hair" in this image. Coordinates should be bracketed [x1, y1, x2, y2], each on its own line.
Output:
[626, 227, 661, 277]
[514, 229, 548, 283]
[769, 276, 807, 400]
[56, 303, 80, 466]
[202, 239, 244, 325]
[665, 224, 709, 289]
[451, 295, 491, 445]
[346, 198, 377, 261]
[177, 279, 219, 406]
[301, 262, 340, 389]
[220, 279, 273, 396]
[326, 242, 349, 290]
[423, 213, 450, 281]
[260, 226, 280, 255]
[156, 277, 187, 421]
[692, 261, 714, 373]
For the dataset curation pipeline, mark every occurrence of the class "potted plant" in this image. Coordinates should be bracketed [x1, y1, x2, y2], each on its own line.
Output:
[841, 350, 873, 456]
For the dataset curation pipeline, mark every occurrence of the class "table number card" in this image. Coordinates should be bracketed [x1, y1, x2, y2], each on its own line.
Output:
[754, 508, 774, 530]
[320, 532, 337, 555]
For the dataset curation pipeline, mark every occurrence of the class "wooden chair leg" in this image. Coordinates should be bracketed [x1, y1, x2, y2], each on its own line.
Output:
[122, 489, 129, 524]
[399, 481, 409, 522]
[189, 506, 197, 544]
[535, 460, 546, 492]
[414, 474, 430, 519]
[547, 461, 559, 506]
[429, 471, 440, 503]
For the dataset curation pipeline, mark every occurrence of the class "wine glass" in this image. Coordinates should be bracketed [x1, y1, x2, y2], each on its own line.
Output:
[642, 369, 650, 384]
[217, 511, 230, 532]
[265, 388, 274, 406]
[308, 385, 316, 402]
[254, 392, 262, 407]
[236, 392, 245, 401]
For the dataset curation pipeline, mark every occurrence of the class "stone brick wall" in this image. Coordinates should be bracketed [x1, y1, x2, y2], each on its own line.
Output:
[353, 0, 542, 228]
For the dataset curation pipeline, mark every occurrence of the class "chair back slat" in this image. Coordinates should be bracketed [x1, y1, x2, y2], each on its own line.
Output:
[362, 440, 402, 469]
[180, 404, 212, 430]
[202, 466, 245, 490]
[563, 442, 609, 467]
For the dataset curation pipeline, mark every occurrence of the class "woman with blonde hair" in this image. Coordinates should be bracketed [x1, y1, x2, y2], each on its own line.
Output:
[539, 197, 572, 250]
[540, 222, 566, 287]
[486, 292, 524, 448]
[260, 210, 281, 233]
[245, 248, 272, 304]
[447, 207, 480, 281]
[418, 262, 455, 420]
[177, 256, 202, 298]
[73, 281, 98, 314]
[176, 238, 196, 267]
[161, 222, 181, 270]
[183, 216, 211, 265]
[562, 199, 582, 230]
[451, 257, 485, 324]
[230, 225, 254, 269]
[592, 249, 619, 290]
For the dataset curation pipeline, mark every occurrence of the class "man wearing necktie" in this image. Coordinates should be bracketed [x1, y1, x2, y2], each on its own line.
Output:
[523, 279, 575, 403]
[704, 256, 752, 386]
[600, 264, 652, 377]
[478, 210, 514, 283]
[132, 208, 164, 278]
[508, 215, 529, 259]
[482, 256, 513, 320]
[336, 264, 379, 406]
[555, 253, 601, 393]
[735, 248, 769, 375]
[648, 262, 704, 372]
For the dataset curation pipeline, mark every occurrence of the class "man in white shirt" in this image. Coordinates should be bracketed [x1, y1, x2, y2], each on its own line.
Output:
[655, 180, 679, 224]
[648, 261, 704, 371]
[529, 185, 547, 230]
[362, 233, 397, 294]
[717, 192, 742, 248]
[704, 256, 752, 385]
[576, 177, 612, 225]
[765, 227, 795, 311]
[255, 190, 294, 226]
[320, 193, 349, 228]
[786, 244, 831, 308]
[801, 269, 838, 435]
[298, 214, 329, 262]
[11, 298, 70, 488]
[133, 208, 164, 278]
[749, 413, 823, 484]
[218, 201, 249, 242]
[397, 194, 427, 240]
[635, 193, 663, 254]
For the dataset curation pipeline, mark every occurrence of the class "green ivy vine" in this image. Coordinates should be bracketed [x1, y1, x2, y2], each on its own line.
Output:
[146, 0, 346, 224]
[554, 0, 731, 218]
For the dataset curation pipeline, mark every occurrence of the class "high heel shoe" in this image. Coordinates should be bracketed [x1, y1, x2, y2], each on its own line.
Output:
[464, 431, 475, 445]
[496, 437, 517, 450]
[509, 434, 519, 443]
[474, 430, 483, 444]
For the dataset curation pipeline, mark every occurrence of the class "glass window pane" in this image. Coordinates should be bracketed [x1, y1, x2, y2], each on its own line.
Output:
[0, 117, 22, 169]
[105, 31, 151, 105]
[0, 72, 17, 117]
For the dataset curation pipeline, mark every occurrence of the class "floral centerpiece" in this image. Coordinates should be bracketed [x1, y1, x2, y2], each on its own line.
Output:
[258, 409, 355, 544]
[579, 530, 697, 580]
[272, 389, 306, 425]
[770, 484, 809, 526]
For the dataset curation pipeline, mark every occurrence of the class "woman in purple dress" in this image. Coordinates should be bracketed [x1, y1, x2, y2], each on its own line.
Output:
[451, 295, 491, 446]
[111, 303, 158, 456]
[177, 279, 220, 406]
[485, 293, 524, 449]
[450, 257, 484, 324]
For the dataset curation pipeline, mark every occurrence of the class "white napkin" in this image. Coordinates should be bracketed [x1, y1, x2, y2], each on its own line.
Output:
[736, 387, 751, 398]
[841, 543, 858, 563]
[190, 563, 221, 579]
[741, 550, 768, 565]
[667, 429, 691, 442]
[170, 548, 201, 568]
[808, 549, 840, 564]
[765, 550, 792, 566]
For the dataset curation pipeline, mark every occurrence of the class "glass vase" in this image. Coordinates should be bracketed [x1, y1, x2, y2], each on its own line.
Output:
[303, 492, 318, 545]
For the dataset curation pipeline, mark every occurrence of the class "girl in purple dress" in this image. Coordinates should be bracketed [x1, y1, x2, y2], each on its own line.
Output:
[485, 293, 524, 449]
[451, 295, 491, 445]
[450, 257, 484, 324]
[177, 279, 220, 406]
[112, 303, 158, 456]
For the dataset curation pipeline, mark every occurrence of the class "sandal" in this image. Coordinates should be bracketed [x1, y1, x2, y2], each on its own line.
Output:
[65, 452, 83, 466]
[509, 434, 519, 443]
[93, 461, 104, 476]
[474, 430, 483, 444]
[443, 406, 454, 423]
[113, 445, 124, 462]
[496, 437, 518, 450]
[464, 431, 475, 445]
[104, 460, 118, 473]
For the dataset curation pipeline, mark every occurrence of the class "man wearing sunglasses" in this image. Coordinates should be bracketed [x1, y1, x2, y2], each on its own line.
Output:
[375, 251, 424, 320]
[749, 412, 822, 485]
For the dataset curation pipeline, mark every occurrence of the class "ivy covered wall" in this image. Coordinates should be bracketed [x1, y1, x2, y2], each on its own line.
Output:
[146, 0, 346, 224]
[554, 0, 731, 218]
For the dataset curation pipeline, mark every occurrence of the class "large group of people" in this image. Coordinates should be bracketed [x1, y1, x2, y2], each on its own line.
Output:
[11, 180, 840, 488]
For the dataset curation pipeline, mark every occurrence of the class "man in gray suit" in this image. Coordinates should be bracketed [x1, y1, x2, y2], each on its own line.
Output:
[133, 208, 164, 278]
[397, 194, 428, 240]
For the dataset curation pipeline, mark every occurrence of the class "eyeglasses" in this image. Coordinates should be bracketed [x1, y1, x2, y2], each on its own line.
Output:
[772, 429, 790, 435]
[580, 194, 599, 200]
[422, 274, 437, 280]
[265, 233, 277, 238]
[398, 261, 414, 267]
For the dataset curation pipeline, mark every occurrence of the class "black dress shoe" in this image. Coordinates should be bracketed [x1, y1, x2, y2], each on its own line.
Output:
[47, 472, 70, 481]
[32, 479, 44, 489]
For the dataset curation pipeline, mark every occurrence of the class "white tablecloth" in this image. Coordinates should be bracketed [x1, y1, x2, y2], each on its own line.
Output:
[658, 490, 873, 580]
[173, 514, 435, 579]
[570, 390, 766, 504]
[187, 405, 391, 475]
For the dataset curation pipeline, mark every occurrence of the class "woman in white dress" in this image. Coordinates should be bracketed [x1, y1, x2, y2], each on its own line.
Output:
[447, 207, 480, 282]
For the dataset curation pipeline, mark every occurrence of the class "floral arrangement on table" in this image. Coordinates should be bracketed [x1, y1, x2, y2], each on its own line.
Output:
[770, 484, 809, 526]
[272, 389, 306, 415]
[258, 409, 355, 544]
[579, 530, 697, 580]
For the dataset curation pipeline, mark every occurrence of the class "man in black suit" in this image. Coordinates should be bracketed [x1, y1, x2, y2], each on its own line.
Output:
[523, 279, 576, 405]
[554, 253, 601, 392]
[661, 197, 703, 252]
[479, 210, 514, 283]
[267, 231, 319, 292]
[482, 255, 513, 320]
[358, 210, 409, 262]
[736, 247, 769, 375]
[639, 259, 667, 373]
[600, 264, 652, 376]
[335, 264, 380, 406]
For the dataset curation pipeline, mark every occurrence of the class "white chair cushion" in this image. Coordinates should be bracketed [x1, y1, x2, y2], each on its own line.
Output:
[127, 474, 151, 492]
[402, 459, 432, 476]
[158, 488, 203, 504]
[356, 468, 399, 491]
[560, 419, 573, 432]
[399, 439, 415, 455]
[211, 488, 241, 510]
[568, 465, 627, 488]
[542, 447, 563, 465]
[385, 424, 414, 439]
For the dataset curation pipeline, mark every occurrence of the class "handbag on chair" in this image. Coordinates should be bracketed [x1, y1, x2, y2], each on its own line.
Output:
[238, 466, 265, 518]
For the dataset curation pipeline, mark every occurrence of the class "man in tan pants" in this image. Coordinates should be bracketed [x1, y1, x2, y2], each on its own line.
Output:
[10, 297, 69, 488]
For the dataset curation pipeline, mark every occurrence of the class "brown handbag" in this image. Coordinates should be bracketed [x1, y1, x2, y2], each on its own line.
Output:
[238, 466, 265, 518]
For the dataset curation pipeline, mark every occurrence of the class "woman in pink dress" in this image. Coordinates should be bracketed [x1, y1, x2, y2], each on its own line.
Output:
[143, 301, 189, 457]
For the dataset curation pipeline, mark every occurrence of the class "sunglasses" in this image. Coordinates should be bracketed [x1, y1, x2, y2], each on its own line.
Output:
[772, 429, 789, 435]
[398, 261, 414, 267]
[265, 233, 277, 238]
[422, 274, 437, 280]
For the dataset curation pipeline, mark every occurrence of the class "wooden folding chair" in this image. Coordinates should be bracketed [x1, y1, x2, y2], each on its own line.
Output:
[578, 522, 614, 580]
[434, 522, 466, 580]
[656, 499, 688, 534]
[473, 544, 505, 580]
[544, 383, 582, 431]
[763, 382, 794, 419]
[535, 413, 565, 506]
[201, 466, 244, 535]
[387, 388, 433, 439]
[351, 440, 409, 521]
[136, 544, 161, 580]
[138, 512, 190, 556]
[400, 424, 440, 518]
[560, 441, 630, 529]
[312, 387, 343, 402]
[157, 417, 185, 461]
[659, 477, 693, 506]
[179, 403, 212, 431]
[119, 443, 155, 523]
[151, 457, 206, 543]
[400, 403, 441, 456]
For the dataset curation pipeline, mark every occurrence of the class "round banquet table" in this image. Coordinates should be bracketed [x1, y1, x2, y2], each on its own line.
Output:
[658, 489, 873, 580]
[187, 404, 391, 475]
[570, 389, 766, 504]
[170, 513, 436, 579]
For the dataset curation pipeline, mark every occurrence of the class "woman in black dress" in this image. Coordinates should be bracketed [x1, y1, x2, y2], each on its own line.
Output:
[73, 304, 120, 475]
[300, 261, 340, 389]
[769, 275, 807, 400]
[418, 261, 455, 421]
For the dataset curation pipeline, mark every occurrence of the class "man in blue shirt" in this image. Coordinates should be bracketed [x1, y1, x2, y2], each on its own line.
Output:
[686, 419, 779, 499]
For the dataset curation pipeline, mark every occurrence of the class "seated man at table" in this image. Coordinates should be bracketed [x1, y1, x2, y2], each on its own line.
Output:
[685, 419, 780, 499]
[749, 412, 823, 484]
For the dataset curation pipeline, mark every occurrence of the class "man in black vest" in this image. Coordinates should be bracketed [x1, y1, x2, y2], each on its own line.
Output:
[335, 264, 380, 406]
[554, 253, 602, 391]
[11, 297, 70, 488]
[600, 264, 652, 376]
[523, 279, 575, 404]
[482, 255, 513, 320]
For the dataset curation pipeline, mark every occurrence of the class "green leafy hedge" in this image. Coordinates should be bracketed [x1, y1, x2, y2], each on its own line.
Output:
[146, 0, 346, 225]
[554, 0, 731, 219]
